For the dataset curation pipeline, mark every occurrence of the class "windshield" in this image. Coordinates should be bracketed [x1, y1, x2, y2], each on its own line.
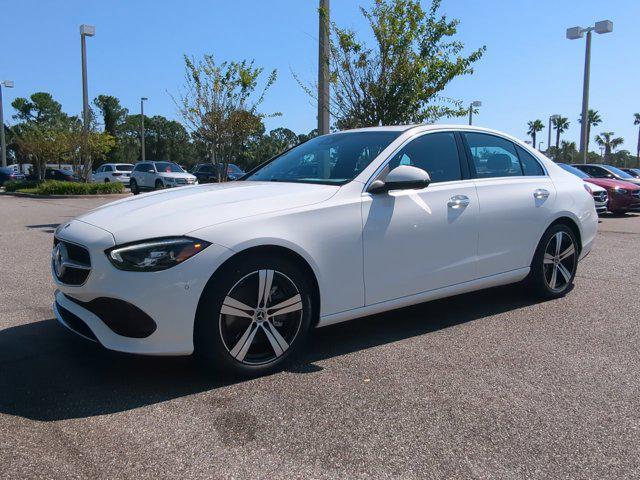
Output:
[606, 165, 634, 179]
[245, 131, 401, 185]
[228, 164, 244, 174]
[115, 164, 133, 172]
[155, 162, 184, 173]
[558, 163, 590, 179]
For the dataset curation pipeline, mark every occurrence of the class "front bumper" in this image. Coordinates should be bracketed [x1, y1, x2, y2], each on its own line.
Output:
[52, 220, 232, 355]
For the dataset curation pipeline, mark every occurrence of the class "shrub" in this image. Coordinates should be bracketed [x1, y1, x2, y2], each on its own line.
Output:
[4, 180, 41, 192]
[6, 180, 124, 195]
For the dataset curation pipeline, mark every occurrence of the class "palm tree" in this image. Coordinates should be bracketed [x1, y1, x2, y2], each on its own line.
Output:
[578, 109, 602, 154]
[558, 140, 578, 163]
[527, 120, 545, 149]
[594, 132, 624, 163]
[552, 116, 570, 152]
[634, 113, 640, 165]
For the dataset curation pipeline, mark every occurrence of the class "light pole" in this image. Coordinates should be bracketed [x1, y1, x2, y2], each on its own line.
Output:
[140, 97, 148, 161]
[0, 80, 14, 168]
[468, 100, 482, 125]
[548, 114, 559, 155]
[80, 24, 95, 173]
[566, 20, 613, 163]
[317, 0, 330, 135]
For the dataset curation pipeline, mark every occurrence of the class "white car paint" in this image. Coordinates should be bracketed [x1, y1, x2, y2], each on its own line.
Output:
[91, 163, 134, 185]
[130, 162, 197, 190]
[52, 125, 598, 356]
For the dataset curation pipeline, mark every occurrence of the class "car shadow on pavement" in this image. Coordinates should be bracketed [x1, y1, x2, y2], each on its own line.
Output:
[0, 284, 545, 421]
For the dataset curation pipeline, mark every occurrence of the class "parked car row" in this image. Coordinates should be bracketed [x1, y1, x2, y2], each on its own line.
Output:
[558, 163, 640, 214]
[0, 167, 26, 185]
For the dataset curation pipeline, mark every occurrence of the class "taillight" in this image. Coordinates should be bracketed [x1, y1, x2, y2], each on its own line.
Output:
[112, 172, 122, 176]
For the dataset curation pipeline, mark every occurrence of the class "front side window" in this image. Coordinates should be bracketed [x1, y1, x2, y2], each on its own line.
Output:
[95, 166, 104, 173]
[387, 132, 462, 183]
[605, 166, 634, 179]
[584, 166, 612, 178]
[245, 131, 400, 185]
[464, 133, 523, 178]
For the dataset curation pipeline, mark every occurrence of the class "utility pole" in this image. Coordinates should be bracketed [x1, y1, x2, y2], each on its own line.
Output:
[0, 80, 14, 168]
[80, 24, 95, 175]
[567, 20, 613, 163]
[317, 0, 330, 135]
[140, 97, 148, 161]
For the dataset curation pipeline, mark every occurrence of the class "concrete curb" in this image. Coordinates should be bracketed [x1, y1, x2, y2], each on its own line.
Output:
[0, 191, 132, 200]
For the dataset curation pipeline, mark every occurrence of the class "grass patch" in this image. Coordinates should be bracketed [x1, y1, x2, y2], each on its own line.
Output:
[6, 180, 125, 195]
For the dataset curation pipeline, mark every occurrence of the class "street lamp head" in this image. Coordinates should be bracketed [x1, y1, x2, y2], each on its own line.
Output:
[594, 20, 613, 34]
[80, 24, 96, 37]
[1, 80, 14, 88]
[141, 97, 148, 101]
[471, 100, 482, 107]
[566, 26, 584, 40]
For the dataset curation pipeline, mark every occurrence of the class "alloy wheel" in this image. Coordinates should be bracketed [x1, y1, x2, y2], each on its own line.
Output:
[219, 269, 303, 365]
[543, 231, 576, 292]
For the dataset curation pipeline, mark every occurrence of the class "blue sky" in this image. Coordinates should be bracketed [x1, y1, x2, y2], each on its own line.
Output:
[2, 0, 639, 150]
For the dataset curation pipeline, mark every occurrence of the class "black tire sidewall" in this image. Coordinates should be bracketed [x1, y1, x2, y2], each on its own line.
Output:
[130, 179, 139, 195]
[194, 254, 315, 377]
[530, 224, 578, 299]
[155, 180, 164, 190]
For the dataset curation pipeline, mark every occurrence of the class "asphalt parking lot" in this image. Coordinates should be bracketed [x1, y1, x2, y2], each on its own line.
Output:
[1, 194, 639, 479]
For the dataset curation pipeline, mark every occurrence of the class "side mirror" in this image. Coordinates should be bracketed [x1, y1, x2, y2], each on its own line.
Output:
[148, 169, 155, 173]
[368, 165, 431, 194]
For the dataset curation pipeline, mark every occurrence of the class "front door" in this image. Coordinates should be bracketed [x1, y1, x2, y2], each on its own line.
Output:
[362, 131, 479, 305]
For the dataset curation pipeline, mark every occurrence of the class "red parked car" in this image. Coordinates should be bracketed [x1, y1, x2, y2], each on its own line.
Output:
[559, 163, 640, 214]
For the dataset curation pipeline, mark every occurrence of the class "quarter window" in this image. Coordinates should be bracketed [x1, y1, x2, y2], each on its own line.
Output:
[387, 132, 462, 183]
[515, 145, 545, 176]
[464, 133, 523, 178]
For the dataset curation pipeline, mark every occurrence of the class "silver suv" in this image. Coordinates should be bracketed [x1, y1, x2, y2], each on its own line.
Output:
[129, 161, 197, 195]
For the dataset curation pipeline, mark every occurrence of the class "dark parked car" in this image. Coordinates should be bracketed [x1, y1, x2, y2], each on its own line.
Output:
[621, 168, 640, 179]
[192, 163, 246, 183]
[571, 163, 640, 187]
[0, 167, 26, 185]
[27, 168, 77, 182]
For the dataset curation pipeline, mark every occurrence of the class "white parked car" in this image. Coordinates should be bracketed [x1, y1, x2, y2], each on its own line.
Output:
[92, 163, 134, 185]
[129, 161, 197, 194]
[51, 125, 597, 376]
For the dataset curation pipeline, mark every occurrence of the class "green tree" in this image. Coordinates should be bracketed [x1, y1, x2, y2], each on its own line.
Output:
[578, 109, 601, 154]
[594, 132, 624, 164]
[557, 140, 578, 164]
[11, 92, 75, 126]
[634, 113, 640, 165]
[174, 54, 278, 180]
[93, 95, 128, 162]
[527, 120, 545, 149]
[315, 0, 485, 129]
[551, 116, 570, 151]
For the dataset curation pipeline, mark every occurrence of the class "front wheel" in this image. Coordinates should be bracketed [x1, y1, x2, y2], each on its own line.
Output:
[195, 255, 315, 377]
[528, 224, 578, 299]
[155, 179, 164, 190]
[130, 179, 140, 195]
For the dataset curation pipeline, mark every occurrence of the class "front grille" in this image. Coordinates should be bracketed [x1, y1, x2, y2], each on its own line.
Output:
[632, 191, 640, 199]
[53, 238, 92, 286]
[592, 191, 608, 203]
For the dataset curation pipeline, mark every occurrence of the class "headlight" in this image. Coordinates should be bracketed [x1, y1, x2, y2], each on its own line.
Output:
[106, 237, 210, 272]
[614, 187, 628, 194]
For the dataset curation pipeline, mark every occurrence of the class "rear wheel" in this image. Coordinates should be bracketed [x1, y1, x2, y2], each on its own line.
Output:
[528, 224, 578, 299]
[130, 179, 140, 195]
[195, 255, 315, 377]
[104, 178, 110, 183]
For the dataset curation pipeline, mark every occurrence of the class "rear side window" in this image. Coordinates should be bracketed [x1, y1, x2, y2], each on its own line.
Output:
[115, 165, 133, 172]
[464, 133, 522, 178]
[104, 165, 113, 172]
[515, 145, 545, 176]
[387, 132, 462, 183]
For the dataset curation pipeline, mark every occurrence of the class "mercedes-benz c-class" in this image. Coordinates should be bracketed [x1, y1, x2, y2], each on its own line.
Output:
[52, 125, 597, 376]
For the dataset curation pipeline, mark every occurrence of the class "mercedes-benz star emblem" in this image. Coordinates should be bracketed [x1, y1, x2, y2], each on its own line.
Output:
[53, 243, 68, 278]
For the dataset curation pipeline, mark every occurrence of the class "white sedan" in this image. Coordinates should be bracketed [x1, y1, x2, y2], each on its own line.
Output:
[51, 125, 597, 376]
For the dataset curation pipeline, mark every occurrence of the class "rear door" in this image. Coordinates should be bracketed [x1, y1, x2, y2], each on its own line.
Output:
[461, 131, 555, 277]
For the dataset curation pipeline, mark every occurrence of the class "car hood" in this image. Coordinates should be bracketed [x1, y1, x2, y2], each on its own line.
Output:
[77, 181, 339, 244]
[584, 178, 640, 190]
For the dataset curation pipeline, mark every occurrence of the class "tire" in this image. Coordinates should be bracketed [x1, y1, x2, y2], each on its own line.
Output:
[528, 223, 578, 299]
[130, 179, 140, 195]
[155, 179, 164, 190]
[194, 254, 315, 377]
[104, 178, 110, 183]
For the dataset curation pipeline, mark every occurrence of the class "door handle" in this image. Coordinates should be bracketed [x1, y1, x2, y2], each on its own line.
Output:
[447, 195, 470, 209]
[533, 188, 550, 200]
